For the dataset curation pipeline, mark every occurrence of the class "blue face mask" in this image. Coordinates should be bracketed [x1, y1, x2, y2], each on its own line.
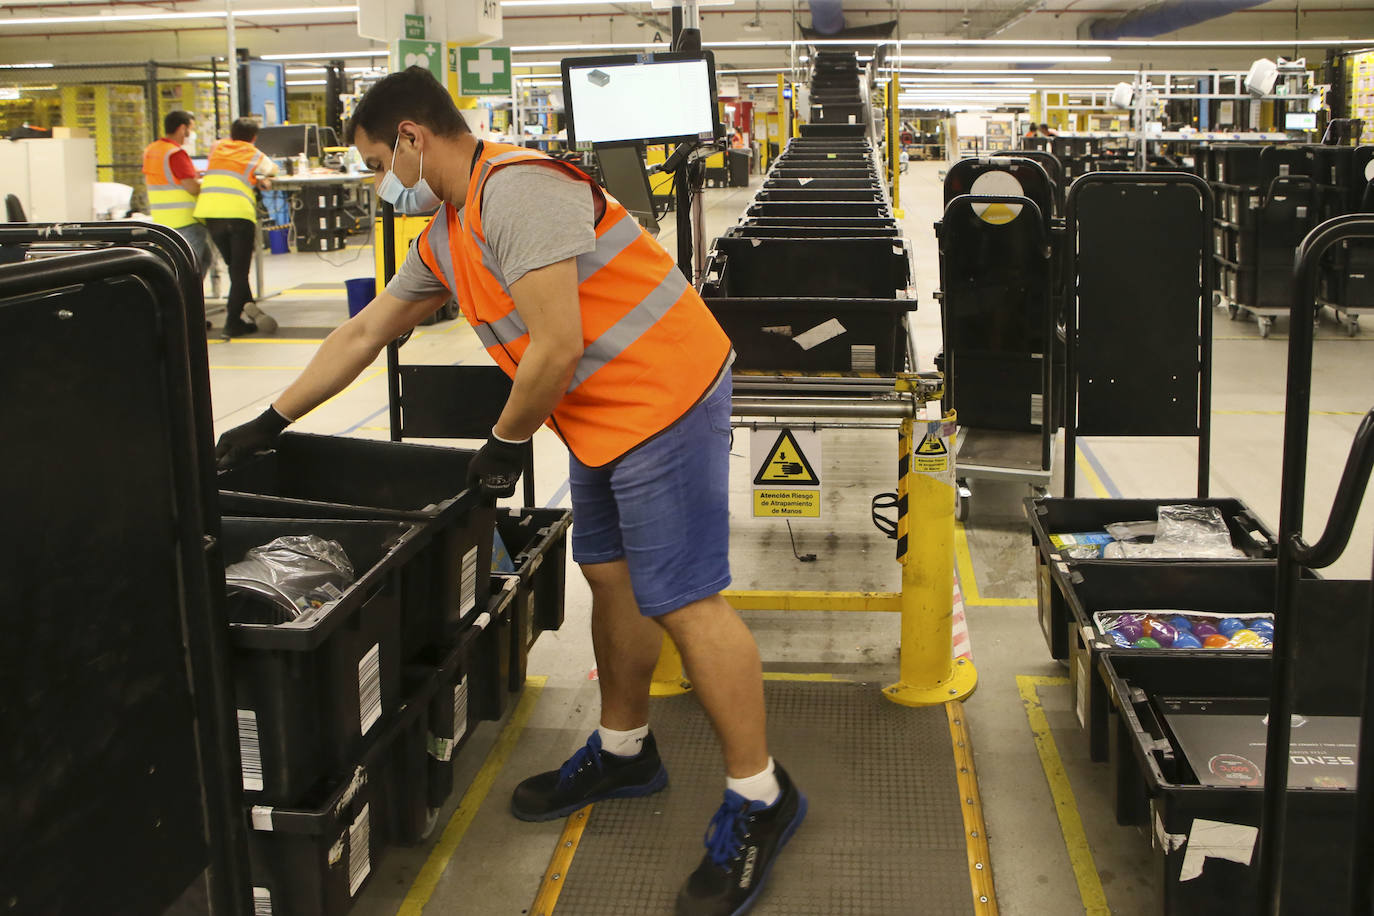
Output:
[377, 134, 441, 215]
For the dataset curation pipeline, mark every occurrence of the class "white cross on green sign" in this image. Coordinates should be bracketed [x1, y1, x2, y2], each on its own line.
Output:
[459, 46, 512, 96]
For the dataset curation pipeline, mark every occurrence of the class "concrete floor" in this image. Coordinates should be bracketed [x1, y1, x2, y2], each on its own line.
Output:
[209, 159, 1374, 915]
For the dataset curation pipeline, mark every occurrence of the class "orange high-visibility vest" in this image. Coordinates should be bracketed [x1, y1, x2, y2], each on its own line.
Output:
[142, 139, 197, 229]
[193, 139, 263, 222]
[417, 141, 731, 468]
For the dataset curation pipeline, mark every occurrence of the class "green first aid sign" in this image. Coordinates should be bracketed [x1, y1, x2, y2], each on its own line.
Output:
[397, 39, 444, 82]
[458, 45, 512, 96]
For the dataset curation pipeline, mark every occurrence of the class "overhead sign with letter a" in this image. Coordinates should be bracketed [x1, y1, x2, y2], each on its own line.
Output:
[752, 428, 822, 519]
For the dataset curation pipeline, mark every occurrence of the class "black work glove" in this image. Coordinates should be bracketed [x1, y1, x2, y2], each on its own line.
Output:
[467, 430, 527, 499]
[215, 406, 291, 470]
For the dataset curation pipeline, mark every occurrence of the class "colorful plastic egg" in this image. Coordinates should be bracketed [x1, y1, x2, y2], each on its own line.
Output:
[1110, 632, 1134, 648]
[1192, 622, 1220, 638]
[1249, 619, 1275, 638]
[1146, 620, 1179, 647]
[1203, 634, 1231, 649]
[1173, 633, 1203, 649]
[1229, 629, 1265, 649]
[1115, 619, 1144, 642]
[1168, 615, 1195, 632]
[1218, 617, 1246, 637]
[1134, 637, 1161, 649]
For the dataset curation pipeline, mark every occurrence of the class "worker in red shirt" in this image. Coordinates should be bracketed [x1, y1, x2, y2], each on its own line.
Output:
[142, 110, 210, 279]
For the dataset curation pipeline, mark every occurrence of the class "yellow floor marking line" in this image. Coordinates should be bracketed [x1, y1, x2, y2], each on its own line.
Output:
[529, 806, 593, 916]
[1016, 675, 1110, 916]
[946, 701, 998, 914]
[954, 524, 1035, 607]
[761, 671, 848, 682]
[398, 676, 548, 916]
[1074, 447, 1112, 499]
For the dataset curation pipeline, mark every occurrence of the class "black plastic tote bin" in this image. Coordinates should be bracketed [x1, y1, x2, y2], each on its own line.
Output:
[769, 168, 875, 181]
[469, 577, 518, 722]
[753, 188, 884, 203]
[1061, 561, 1308, 763]
[726, 225, 901, 239]
[223, 518, 423, 806]
[762, 177, 878, 190]
[493, 507, 573, 692]
[421, 628, 481, 813]
[701, 236, 910, 299]
[748, 201, 891, 220]
[1103, 577, 1368, 915]
[218, 432, 494, 662]
[703, 296, 913, 374]
[245, 682, 428, 916]
[1024, 496, 1277, 661]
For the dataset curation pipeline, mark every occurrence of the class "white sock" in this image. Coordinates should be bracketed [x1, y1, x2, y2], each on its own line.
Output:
[727, 757, 780, 807]
[597, 723, 649, 758]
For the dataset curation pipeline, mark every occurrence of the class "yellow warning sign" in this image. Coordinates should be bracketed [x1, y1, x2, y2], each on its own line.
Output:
[913, 433, 949, 474]
[753, 430, 820, 486]
[754, 490, 821, 518]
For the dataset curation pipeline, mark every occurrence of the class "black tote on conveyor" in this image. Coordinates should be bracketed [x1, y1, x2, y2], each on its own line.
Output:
[0, 239, 250, 915]
[1257, 213, 1374, 916]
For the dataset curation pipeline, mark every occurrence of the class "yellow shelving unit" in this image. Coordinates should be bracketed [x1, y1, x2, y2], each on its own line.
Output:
[287, 94, 325, 125]
[1351, 50, 1374, 126]
[158, 80, 228, 147]
[60, 84, 147, 184]
[0, 94, 60, 135]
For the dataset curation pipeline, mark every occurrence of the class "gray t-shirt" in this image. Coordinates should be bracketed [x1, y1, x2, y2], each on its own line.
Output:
[384, 161, 597, 301]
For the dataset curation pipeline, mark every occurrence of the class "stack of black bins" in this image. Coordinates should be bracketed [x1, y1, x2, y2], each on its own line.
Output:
[808, 50, 866, 128]
[703, 129, 913, 375]
[216, 433, 568, 916]
[1023, 494, 1312, 912]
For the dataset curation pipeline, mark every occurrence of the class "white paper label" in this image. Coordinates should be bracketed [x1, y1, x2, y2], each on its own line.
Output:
[358, 643, 382, 736]
[252, 887, 272, 916]
[460, 547, 478, 617]
[251, 805, 274, 831]
[348, 804, 372, 896]
[794, 318, 846, 351]
[238, 709, 264, 792]
[454, 676, 469, 745]
[1031, 393, 1044, 427]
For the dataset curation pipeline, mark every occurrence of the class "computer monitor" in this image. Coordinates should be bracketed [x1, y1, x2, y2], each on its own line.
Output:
[1285, 111, 1318, 131]
[561, 51, 720, 146]
[254, 124, 309, 158]
[594, 142, 658, 235]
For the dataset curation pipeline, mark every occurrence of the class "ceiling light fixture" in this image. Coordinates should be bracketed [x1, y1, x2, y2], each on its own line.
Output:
[262, 49, 388, 61]
[895, 55, 1112, 63]
[0, 5, 358, 26]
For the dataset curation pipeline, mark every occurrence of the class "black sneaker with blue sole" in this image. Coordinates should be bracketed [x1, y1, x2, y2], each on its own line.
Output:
[510, 730, 669, 822]
[675, 761, 808, 916]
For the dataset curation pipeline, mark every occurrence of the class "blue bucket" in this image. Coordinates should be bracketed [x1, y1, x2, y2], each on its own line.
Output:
[268, 228, 289, 255]
[345, 277, 377, 318]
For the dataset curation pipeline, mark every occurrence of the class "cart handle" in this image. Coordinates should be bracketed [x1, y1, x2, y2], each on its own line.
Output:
[1289, 409, 1374, 570]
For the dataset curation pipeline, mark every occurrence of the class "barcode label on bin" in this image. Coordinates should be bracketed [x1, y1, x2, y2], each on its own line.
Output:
[1030, 393, 1044, 427]
[348, 803, 372, 897]
[454, 676, 469, 744]
[238, 709, 264, 792]
[358, 643, 382, 736]
[460, 547, 478, 616]
[252, 887, 272, 916]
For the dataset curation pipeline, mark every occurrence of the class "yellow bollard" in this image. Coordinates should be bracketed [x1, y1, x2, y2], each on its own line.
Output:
[884, 410, 978, 706]
[650, 632, 692, 696]
[889, 73, 904, 220]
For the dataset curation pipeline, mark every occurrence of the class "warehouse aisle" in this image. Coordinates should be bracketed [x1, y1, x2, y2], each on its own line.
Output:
[208, 159, 1374, 916]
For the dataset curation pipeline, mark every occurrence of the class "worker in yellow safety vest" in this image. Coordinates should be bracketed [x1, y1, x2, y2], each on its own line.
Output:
[213, 67, 805, 916]
[194, 118, 278, 337]
[141, 110, 210, 278]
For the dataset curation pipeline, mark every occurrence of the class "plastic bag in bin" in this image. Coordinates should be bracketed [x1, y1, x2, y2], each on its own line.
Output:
[225, 535, 355, 625]
[1093, 610, 1274, 650]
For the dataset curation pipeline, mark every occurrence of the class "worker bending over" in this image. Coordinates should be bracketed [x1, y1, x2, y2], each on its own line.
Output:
[215, 66, 805, 916]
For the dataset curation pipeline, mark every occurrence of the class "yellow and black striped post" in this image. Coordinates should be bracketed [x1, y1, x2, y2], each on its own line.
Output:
[885, 409, 978, 706]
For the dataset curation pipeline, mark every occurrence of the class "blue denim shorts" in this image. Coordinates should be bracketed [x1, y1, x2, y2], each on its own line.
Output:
[569, 372, 732, 617]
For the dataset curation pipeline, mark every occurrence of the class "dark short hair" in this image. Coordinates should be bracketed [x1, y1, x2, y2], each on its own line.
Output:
[164, 110, 195, 136]
[1039, 123, 1050, 130]
[345, 66, 469, 146]
[230, 118, 260, 143]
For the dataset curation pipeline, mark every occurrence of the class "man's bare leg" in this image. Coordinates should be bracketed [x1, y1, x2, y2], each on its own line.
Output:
[581, 558, 662, 730]
[657, 593, 768, 778]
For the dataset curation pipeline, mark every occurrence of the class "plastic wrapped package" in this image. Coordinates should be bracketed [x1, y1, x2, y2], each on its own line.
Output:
[225, 535, 355, 625]
[1094, 610, 1274, 650]
[1098, 506, 1247, 559]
